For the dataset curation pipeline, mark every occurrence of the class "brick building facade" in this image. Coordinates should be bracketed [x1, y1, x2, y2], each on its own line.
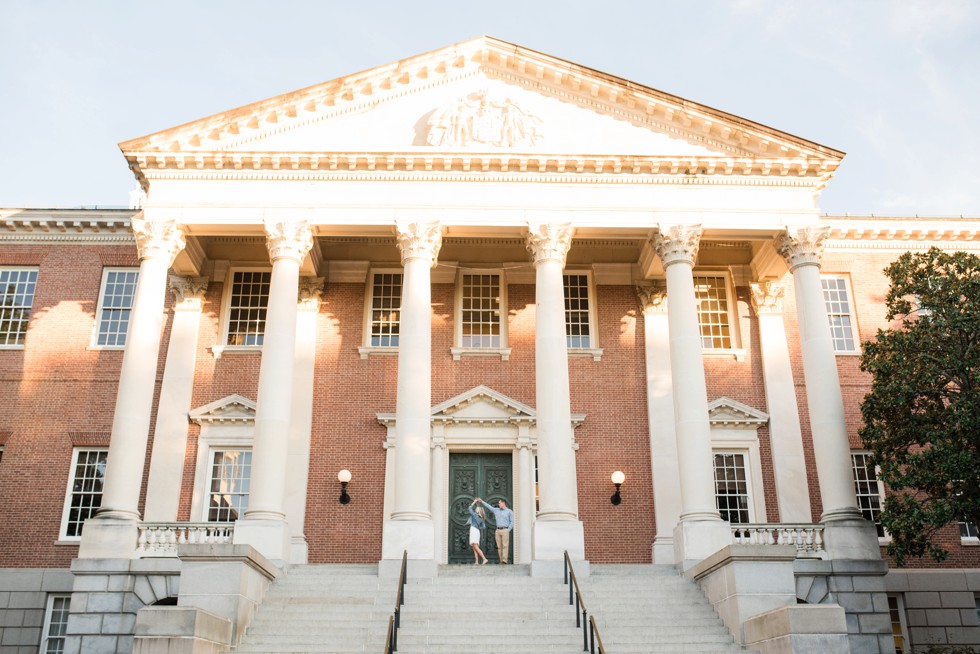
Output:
[1, 37, 978, 653]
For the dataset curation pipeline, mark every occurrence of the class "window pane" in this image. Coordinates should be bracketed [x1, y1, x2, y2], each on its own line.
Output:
[96, 269, 139, 346]
[44, 596, 71, 654]
[0, 269, 39, 345]
[888, 596, 907, 654]
[564, 274, 592, 348]
[694, 276, 732, 349]
[64, 450, 107, 537]
[461, 274, 501, 348]
[370, 273, 402, 347]
[227, 272, 270, 346]
[822, 277, 856, 352]
[714, 453, 750, 524]
[852, 452, 885, 537]
[208, 450, 252, 522]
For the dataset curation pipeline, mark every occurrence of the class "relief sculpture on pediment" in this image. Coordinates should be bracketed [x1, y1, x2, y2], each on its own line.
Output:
[426, 90, 542, 147]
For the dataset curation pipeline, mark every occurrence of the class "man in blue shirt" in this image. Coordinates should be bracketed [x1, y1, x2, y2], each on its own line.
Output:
[477, 497, 514, 564]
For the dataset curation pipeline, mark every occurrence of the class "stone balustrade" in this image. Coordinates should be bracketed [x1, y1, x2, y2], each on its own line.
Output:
[731, 523, 825, 557]
[136, 522, 234, 557]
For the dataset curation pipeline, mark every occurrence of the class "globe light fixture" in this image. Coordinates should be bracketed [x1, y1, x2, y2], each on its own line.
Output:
[611, 471, 625, 506]
[338, 469, 352, 504]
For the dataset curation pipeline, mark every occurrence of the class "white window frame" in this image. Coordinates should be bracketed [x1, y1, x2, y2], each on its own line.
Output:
[712, 449, 762, 524]
[564, 270, 603, 361]
[0, 266, 39, 349]
[821, 274, 860, 354]
[710, 425, 767, 523]
[887, 594, 910, 654]
[190, 426, 254, 522]
[693, 271, 745, 360]
[89, 267, 139, 349]
[960, 520, 979, 544]
[851, 451, 889, 542]
[40, 594, 71, 654]
[215, 267, 272, 357]
[451, 268, 511, 361]
[59, 447, 108, 540]
[358, 268, 403, 359]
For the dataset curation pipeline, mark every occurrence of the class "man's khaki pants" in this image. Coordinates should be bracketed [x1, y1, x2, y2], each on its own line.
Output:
[495, 528, 510, 564]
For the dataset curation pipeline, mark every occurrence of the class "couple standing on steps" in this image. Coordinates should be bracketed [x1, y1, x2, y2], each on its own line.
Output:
[467, 497, 514, 565]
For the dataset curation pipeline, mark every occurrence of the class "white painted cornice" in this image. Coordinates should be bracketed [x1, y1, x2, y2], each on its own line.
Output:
[0, 209, 136, 244]
[819, 215, 980, 249]
[189, 394, 257, 425]
[707, 397, 769, 427]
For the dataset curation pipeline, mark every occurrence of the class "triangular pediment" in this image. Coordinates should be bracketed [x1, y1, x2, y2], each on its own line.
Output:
[707, 397, 769, 427]
[189, 394, 256, 425]
[431, 385, 535, 420]
[120, 36, 842, 181]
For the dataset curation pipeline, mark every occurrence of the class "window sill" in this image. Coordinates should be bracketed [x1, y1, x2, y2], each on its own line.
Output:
[451, 347, 511, 361]
[569, 347, 603, 362]
[86, 345, 125, 352]
[703, 348, 747, 362]
[358, 346, 399, 360]
[0, 345, 25, 350]
[834, 350, 863, 357]
[211, 345, 263, 359]
[961, 537, 979, 547]
[54, 539, 81, 546]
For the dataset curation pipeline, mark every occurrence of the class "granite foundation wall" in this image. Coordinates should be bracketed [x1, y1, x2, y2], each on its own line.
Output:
[0, 568, 74, 654]
[885, 569, 980, 650]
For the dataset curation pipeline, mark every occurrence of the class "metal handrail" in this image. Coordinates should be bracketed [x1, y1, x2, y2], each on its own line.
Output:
[384, 550, 408, 653]
[563, 550, 605, 654]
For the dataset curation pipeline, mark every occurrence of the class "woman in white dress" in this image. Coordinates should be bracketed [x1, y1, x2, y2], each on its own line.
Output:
[467, 500, 489, 565]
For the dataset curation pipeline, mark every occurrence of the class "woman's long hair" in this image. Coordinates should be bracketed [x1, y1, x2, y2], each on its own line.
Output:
[475, 505, 486, 522]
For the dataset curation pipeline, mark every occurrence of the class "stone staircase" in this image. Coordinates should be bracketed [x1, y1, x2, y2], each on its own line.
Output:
[582, 564, 757, 653]
[233, 564, 396, 653]
[230, 562, 754, 653]
[395, 564, 582, 654]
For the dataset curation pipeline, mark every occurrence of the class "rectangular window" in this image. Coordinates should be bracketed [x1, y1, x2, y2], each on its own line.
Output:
[694, 275, 734, 349]
[0, 268, 38, 346]
[41, 595, 71, 654]
[564, 273, 593, 349]
[852, 452, 886, 538]
[960, 521, 979, 540]
[822, 276, 858, 352]
[61, 449, 107, 538]
[460, 273, 502, 348]
[887, 595, 909, 654]
[714, 452, 751, 524]
[226, 271, 271, 346]
[369, 272, 402, 347]
[207, 449, 252, 522]
[93, 268, 138, 347]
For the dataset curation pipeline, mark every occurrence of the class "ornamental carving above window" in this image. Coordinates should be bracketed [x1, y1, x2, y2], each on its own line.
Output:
[426, 90, 542, 147]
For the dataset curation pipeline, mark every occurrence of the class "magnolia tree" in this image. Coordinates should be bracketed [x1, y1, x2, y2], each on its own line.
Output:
[860, 247, 980, 565]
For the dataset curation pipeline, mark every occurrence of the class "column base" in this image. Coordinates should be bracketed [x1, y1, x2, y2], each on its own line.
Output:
[821, 517, 882, 561]
[673, 519, 733, 569]
[531, 519, 586, 577]
[382, 518, 435, 561]
[233, 518, 291, 566]
[652, 535, 675, 564]
[77, 516, 139, 559]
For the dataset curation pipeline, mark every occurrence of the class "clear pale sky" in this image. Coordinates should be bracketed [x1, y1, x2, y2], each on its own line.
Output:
[1, 0, 977, 216]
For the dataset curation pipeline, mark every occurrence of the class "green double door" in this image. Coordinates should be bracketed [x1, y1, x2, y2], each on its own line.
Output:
[448, 453, 513, 564]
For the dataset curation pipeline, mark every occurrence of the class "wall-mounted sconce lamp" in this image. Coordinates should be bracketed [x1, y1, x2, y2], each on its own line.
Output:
[338, 469, 352, 504]
[610, 471, 625, 505]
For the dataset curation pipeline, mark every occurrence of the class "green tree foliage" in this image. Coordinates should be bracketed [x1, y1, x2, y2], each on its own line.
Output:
[860, 247, 980, 565]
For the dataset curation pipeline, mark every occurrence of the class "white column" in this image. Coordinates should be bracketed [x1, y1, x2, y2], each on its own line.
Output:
[775, 228, 861, 523]
[516, 437, 534, 565]
[527, 223, 585, 570]
[430, 426, 447, 564]
[382, 221, 441, 567]
[636, 283, 681, 564]
[79, 215, 185, 559]
[234, 220, 313, 563]
[144, 275, 209, 522]
[653, 225, 731, 566]
[285, 277, 323, 565]
[750, 282, 813, 523]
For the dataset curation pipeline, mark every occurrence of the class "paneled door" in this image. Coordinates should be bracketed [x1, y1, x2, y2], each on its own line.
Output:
[448, 453, 513, 564]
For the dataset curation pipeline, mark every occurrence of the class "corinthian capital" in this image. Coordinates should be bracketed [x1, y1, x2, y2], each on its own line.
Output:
[636, 282, 668, 315]
[131, 214, 185, 265]
[775, 226, 829, 270]
[526, 223, 574, 266]
[298, 277, 325, 312]
[264, 220, 314, 263]
[169, 275, 209, 311]
[395, 221, 442, 266]
[653, 224, 701, 268]
[750, 281, 785, 315]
